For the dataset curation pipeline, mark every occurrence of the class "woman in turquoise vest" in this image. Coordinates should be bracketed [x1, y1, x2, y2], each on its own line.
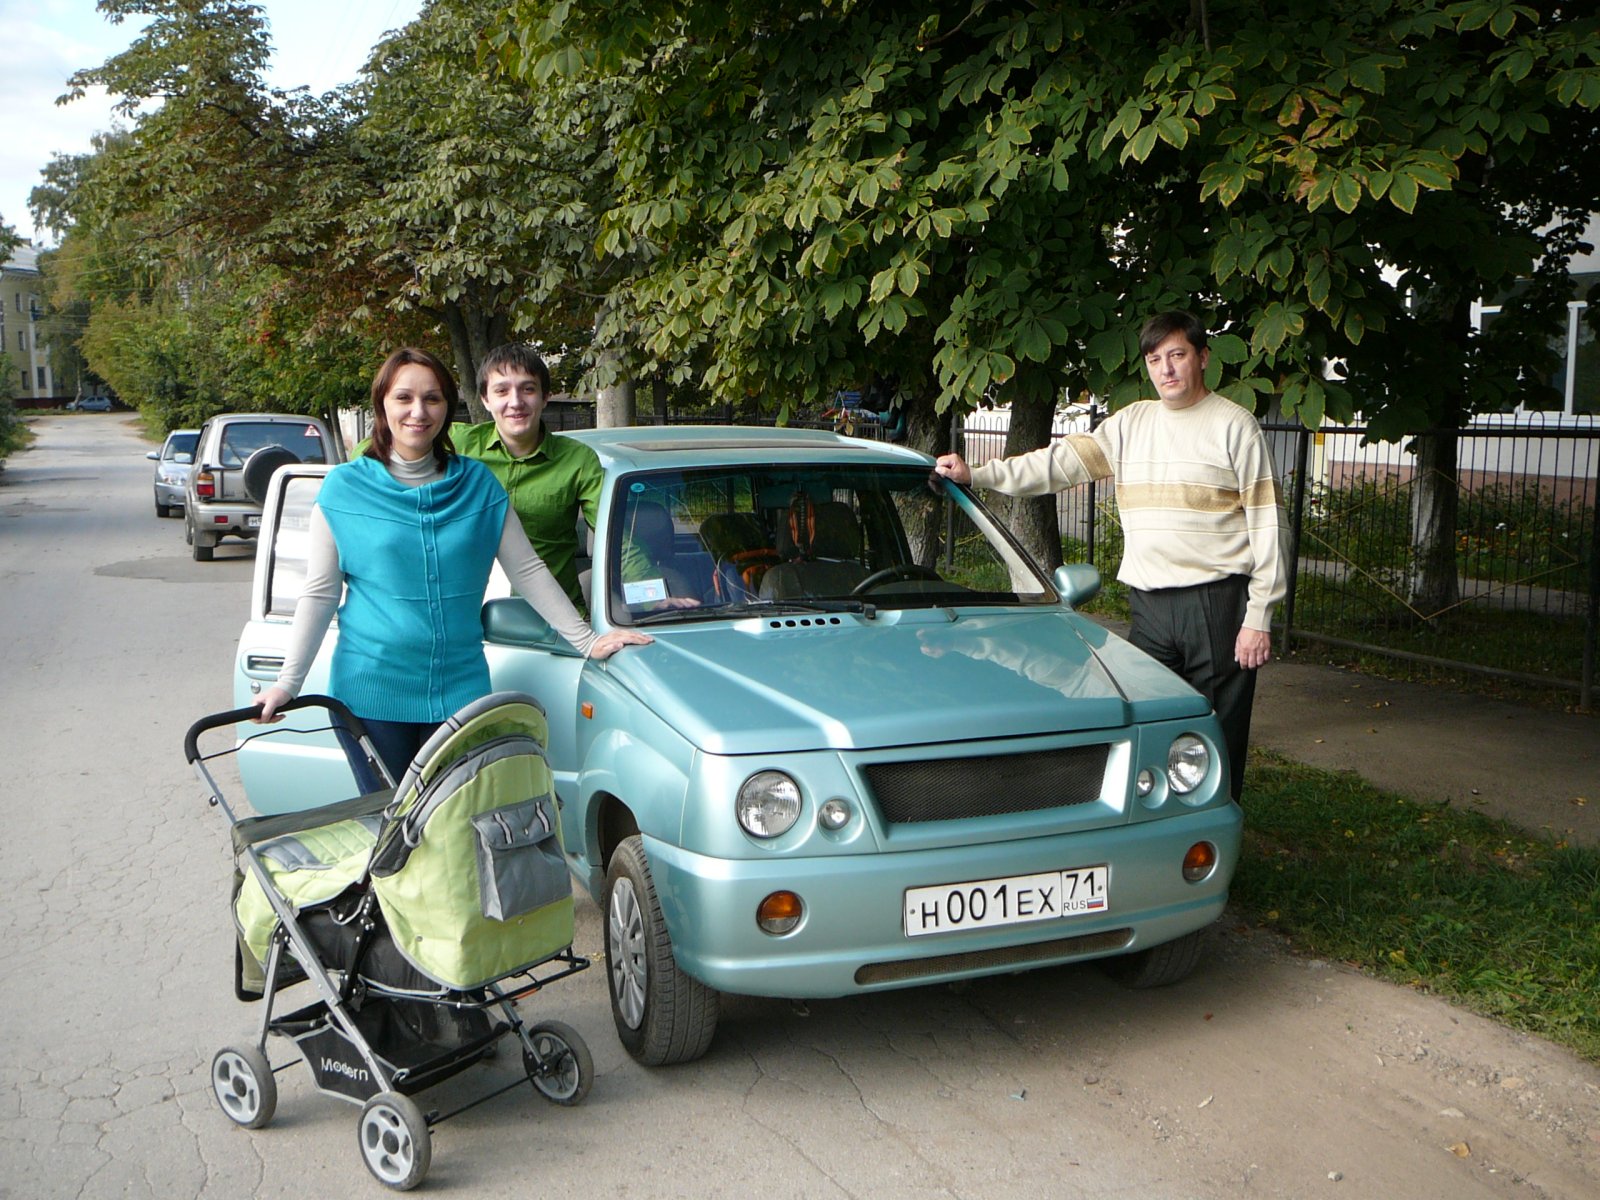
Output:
[254, 347, 649, 783]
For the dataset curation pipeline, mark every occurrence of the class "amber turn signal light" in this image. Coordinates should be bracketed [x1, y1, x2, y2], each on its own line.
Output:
[756, 891, 803, 935]
[1182, 841, 1217, 883]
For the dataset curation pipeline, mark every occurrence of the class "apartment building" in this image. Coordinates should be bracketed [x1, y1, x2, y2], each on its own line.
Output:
[1, 244, 52, 400]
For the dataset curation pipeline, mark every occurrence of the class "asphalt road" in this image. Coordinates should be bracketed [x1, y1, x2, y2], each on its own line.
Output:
[2, 413, 1597, 1199]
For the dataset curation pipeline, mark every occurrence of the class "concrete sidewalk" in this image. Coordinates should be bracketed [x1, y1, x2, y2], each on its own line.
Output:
[1249, 655, 1599, 847]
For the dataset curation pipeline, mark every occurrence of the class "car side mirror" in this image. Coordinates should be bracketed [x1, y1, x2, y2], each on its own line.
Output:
[1053, 563, 1101, 607]
[146, 450, 159, 460]
[482, 597, 558, 647]
[174, 452, 193, 463]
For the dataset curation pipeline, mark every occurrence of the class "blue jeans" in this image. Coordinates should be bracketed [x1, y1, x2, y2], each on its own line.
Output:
[333, 713, 437, 795]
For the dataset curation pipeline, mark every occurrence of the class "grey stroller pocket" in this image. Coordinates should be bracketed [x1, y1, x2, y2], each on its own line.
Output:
[471, 795, 570, 920]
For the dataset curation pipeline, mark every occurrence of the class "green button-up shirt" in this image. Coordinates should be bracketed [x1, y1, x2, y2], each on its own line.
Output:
[450, 421, 602, 605]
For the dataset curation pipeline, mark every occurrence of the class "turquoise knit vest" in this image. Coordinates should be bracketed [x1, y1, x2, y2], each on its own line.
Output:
[318, 455, 509, 723]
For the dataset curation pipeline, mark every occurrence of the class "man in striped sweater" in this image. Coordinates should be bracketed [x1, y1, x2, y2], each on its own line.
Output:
[935, 311, 1289, 801]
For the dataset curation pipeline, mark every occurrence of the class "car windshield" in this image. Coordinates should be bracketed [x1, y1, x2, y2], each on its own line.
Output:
[163, 432, 198, 462]
[217, 421, 328, 468]
[605, 462, 1055, 626]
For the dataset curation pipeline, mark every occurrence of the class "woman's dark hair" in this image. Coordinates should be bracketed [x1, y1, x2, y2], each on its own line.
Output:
[1138, 310, 1208, 357]
[366, 348, 458, 470]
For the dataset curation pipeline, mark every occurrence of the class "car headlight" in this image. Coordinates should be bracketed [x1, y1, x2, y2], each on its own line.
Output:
[1166, 735, 1210, 796]
[736, 770, 802, 838]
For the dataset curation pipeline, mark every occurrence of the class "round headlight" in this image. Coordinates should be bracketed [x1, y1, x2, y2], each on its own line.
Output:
[1166, 735, 1210, 796]
[1135, 768, 1156, 797]
[737, 771, 802, 838]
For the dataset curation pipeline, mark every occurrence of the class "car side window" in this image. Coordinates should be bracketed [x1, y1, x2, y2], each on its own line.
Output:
[267, 475, 326, 617]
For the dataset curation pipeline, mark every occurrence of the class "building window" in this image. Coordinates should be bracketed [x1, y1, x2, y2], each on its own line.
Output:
[19, 370, 27, 392]
[36, 366, 47, 390]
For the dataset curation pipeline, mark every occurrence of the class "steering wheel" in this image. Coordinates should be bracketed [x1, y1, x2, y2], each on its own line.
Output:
[850, 563, 943, 595]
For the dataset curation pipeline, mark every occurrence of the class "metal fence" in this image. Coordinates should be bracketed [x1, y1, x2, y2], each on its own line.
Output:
[959, 411, 1599, 708]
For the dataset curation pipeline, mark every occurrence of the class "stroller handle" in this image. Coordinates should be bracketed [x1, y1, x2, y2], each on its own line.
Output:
[183, 694, 368, 764]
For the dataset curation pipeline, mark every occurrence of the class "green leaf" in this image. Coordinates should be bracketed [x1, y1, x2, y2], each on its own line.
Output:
[1388, 172, 1419, 213]
[1210, 332, 1248, 365]
[1122, 124, 1159, 164]
[1089, 328, 1125, 373]
[1332, 173, 1362, 214]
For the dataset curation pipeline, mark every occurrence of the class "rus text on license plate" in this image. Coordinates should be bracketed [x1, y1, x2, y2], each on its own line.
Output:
[246, 515, 261, 529]
[903, 865, 1108, 937]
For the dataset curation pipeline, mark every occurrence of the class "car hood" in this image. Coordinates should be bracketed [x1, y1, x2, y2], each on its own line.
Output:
[607, 608, 1210, 755]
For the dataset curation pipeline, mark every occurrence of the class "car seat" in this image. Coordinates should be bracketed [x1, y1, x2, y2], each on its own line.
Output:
[699, 511, 780, 601]
[760, 497, 869, 598]
[620, 499, 696, 601]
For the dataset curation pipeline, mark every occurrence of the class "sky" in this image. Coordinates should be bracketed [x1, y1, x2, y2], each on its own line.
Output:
[1, 0, 424, 248]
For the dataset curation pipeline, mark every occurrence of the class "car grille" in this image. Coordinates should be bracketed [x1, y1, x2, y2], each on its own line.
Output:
[862, 744, 1111, 824]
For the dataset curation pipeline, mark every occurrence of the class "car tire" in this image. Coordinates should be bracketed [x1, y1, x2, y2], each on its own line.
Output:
[192, 536, 214, 562]
[603, 834, 719, 1066]
[1099, 928, 1206, 989]
[155, 498, 171, 518]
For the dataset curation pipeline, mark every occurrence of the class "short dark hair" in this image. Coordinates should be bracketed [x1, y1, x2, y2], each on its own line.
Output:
[366, 347, 457, 470]
[477, 343, 552, 397]
[1139, 310, 1208, 357]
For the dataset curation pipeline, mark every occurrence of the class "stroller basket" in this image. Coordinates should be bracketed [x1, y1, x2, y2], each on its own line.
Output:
[185, 691, 595, 1191]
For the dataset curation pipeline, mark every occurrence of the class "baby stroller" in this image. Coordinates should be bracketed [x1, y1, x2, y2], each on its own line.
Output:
[184, 691, 594, 1190]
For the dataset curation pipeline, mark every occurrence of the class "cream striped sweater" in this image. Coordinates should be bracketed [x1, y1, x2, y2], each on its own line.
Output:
[970, 392, 1289, 631]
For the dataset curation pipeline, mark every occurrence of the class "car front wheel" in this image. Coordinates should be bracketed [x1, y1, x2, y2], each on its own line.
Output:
[604, 835, 719, 1066]
[1099, 928, 1206, 989]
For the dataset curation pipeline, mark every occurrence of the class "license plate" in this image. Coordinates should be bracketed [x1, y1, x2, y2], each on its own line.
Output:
[246, 515, 261, 529]
[903, 865, 1108, 937]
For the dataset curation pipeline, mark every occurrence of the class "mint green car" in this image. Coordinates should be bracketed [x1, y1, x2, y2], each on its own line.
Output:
[235, 426, 1240, 1066]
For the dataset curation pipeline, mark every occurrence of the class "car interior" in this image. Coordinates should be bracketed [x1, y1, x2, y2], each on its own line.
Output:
[608, 464, 1051, 624]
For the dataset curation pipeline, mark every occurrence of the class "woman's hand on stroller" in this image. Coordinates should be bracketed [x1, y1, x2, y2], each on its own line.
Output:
[253, 686, 292, 723]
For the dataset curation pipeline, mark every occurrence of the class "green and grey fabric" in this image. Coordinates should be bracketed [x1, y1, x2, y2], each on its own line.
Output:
[233, 692, 571, 994]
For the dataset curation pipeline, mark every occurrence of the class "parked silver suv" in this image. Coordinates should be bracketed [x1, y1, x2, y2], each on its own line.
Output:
[185, 413, 339, 561]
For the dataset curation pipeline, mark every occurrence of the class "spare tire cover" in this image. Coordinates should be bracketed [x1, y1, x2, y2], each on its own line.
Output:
[241, 445, 301, 505]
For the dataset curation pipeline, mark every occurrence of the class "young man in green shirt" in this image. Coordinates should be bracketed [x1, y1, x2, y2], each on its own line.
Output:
[451, 345, 603, 606]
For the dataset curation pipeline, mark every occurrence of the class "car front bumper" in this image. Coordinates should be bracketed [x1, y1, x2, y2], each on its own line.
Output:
[644, 800, 1242, 998]
[155, 480, 186, 507]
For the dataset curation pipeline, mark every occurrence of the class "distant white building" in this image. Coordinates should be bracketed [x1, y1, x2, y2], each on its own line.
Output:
[1, 244, 53, 401]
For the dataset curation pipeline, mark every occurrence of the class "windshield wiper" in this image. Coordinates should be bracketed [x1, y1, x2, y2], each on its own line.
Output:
[628, 597, 876, 626]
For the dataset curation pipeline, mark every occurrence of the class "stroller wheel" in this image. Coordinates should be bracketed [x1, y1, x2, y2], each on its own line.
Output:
[211, 1045, 277, 1130]
[524, 1020, 593, 1106]
[358, 1092, 431, 1191]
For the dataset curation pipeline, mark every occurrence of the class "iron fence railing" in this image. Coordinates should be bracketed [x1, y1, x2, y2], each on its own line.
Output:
[959, 411, 1598, 708]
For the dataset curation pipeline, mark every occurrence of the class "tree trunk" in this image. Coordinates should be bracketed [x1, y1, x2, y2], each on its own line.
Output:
[1407, 428, 1460, 614]
[596, 370, 637, 427]
[902, 391, 954, 565]
[652, 377, 669, 425]
[442, 298, 509, 424]
[998, 375, 1063, 572]
[1405, 298, 1470, 614]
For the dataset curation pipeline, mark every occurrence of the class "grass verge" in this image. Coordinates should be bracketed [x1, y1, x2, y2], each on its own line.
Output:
[1235, 750, 1600, 1064]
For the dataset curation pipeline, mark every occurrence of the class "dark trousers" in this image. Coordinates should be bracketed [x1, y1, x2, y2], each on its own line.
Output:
[333, 713, 437, 795]
[1128, 576, 1257, 802]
